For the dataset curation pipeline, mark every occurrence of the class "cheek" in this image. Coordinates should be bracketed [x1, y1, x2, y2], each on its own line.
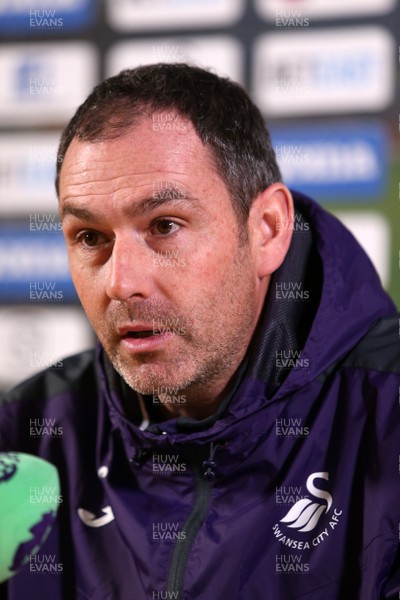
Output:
[181, 256, 225, 301]
[69, 260, 105, 317]
[186, 243, 252, 306]
[191, 234, 238, 279]
[150, 237, 230, 298]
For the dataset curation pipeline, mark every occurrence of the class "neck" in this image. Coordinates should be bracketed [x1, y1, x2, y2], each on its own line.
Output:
[152, 281, 269, 421]
[154, 358, 246, 421]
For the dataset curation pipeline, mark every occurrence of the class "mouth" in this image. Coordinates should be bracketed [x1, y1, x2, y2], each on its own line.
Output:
[123, 330, 160, 339]
[119, 323, 160, 337]
[118, 324, 172, 353]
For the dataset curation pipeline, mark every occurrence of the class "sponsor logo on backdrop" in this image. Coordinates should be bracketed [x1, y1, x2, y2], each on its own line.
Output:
[253, 27, 395, 115]
[0, 133, 60, 214]
[333, 212, 390, 289]
[0, 307, 93, 388]
[106, 36, 244, 84]
[0, 225, 76, 301]
[0, 43, 97, 124]
[271, 122, 388, 200]
[0, 0, 95, 32]
[106, 0, 245, 31]
[255, 0, 396, 20]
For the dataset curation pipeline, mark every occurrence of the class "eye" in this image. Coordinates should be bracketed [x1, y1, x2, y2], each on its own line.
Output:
[150, 220, 180, 236]
[76, 230, 108, 248]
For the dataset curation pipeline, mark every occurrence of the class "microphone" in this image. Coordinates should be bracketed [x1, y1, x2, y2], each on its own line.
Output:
[0, 452, 60, 583]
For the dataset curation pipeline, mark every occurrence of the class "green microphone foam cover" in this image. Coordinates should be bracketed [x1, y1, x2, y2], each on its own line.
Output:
[0, 452, 60, 583]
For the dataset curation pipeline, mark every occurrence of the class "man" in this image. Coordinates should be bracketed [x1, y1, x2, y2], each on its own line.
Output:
[1, 63, 399, 599]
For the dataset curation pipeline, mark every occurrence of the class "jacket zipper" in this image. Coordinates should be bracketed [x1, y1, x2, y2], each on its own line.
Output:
[166, 466, 212, 598]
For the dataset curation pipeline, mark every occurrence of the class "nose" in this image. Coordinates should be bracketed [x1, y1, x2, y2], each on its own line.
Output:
[106, 234, 153, 301]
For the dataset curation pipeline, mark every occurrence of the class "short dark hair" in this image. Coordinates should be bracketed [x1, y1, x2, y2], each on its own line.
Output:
[56, 63, 281, 223]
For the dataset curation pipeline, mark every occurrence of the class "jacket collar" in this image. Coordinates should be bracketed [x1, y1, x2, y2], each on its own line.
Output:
[98, 203, 318, 444]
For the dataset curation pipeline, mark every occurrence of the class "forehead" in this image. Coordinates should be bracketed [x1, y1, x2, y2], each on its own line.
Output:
[59, 112, 223, 201]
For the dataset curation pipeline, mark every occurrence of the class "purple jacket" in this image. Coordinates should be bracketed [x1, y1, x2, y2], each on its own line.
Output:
[1, 192, 400, 599]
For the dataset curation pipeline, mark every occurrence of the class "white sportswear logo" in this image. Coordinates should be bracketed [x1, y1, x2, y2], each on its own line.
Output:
[279, 472, 333, 533]
[77, 506, 115, 528]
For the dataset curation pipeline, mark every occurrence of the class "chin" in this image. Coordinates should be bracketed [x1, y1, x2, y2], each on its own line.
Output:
[116, 361, 189, 397]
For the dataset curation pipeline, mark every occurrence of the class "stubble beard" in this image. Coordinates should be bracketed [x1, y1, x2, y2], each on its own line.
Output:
[98, 244, 259, 403]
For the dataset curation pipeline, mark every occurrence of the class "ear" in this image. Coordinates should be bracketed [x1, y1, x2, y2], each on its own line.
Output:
[248, 183, 294, 279]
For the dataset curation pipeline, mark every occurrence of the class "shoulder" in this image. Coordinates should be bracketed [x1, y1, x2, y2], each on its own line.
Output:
[0, 349, 97, 411]
[341, 314, 400, 375]
[0, 349, 99, 450]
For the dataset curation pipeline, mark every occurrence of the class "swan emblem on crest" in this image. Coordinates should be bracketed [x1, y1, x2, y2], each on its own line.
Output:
[279, 472, 333, 533]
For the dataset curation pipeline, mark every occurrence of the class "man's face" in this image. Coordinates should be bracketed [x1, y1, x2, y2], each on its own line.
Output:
[59, 114, 266, 405]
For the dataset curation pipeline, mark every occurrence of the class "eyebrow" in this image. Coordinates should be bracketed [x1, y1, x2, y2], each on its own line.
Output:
[60, 185, 200, 222]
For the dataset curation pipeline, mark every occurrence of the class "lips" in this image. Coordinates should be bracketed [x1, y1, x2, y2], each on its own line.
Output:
[118, 323, 173, 354]
[119, 324, 157, 337]
[118, 323, 171, 353]
[124, 330, 157, 339]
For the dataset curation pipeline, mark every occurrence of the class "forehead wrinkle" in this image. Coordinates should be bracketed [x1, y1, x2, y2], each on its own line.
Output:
[61, 168, 191, 198]
[62, 174, 143, 198]
[60, 185, 201, 222]
[127, 193, 200, 219]
[60, 203, 97, 222]
[60, 180, 194, 204]
[61, 182, 138, 202]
